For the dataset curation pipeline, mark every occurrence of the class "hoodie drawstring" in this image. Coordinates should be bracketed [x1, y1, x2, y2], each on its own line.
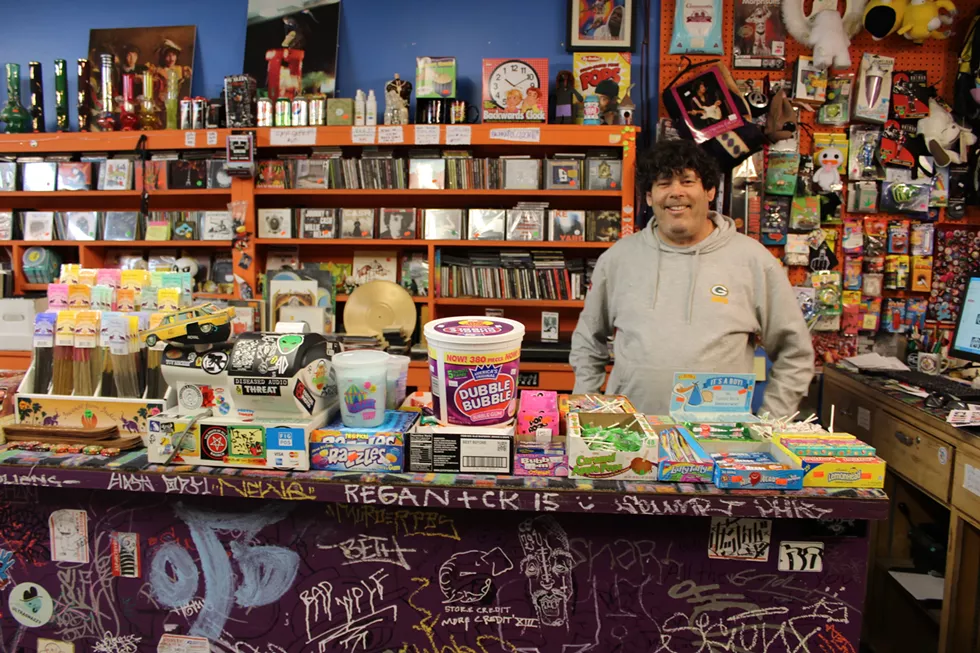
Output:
[652, 252, 662, 309]
[687, 247, 701, 324]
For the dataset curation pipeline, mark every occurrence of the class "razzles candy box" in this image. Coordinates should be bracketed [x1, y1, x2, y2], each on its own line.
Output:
[669, 373, 760, 424]
[567, 412, 658, 481]
[774, 433, 885, 488]
[310, 410, 417, 473]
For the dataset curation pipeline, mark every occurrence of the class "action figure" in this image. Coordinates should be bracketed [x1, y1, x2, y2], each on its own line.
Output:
[385, 73, 412, 125]
[596, 78, 620, 125]
[554, 70, 582, 124]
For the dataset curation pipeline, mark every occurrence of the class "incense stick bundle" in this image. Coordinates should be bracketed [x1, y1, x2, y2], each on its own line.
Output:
[73, 346, 95, 397]
[146, 348, 165, 399]
[53, 344, 73, 395]
[32, 346, 53, 394]
[100, 348, 116, 397]
[112, 349, 139, 398]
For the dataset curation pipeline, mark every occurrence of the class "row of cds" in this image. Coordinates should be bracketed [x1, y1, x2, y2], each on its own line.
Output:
[0, 159, 230, 192]
[8, 210, 233, 242]
[257, 207, 623, 242]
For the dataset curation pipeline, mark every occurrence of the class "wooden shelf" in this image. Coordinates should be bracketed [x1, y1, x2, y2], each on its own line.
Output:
[336, 293, 429, 303]
[432, 239, 614, 249]
[0, 129, 236, 153]
[252, 124, 638, 148]
[254, 188, 621, 198]
[21, 283, 48, 291]
[252, 238, 613, 248]
[0, 240, 232, 248]
[255, 238, 428, 246]
[437, 298, 584, 308]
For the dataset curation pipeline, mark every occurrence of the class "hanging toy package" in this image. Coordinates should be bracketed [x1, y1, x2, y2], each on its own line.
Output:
[670, 0, 724, 54]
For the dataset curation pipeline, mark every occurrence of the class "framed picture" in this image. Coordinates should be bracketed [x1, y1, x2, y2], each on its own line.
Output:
[567, 0, 637, 52]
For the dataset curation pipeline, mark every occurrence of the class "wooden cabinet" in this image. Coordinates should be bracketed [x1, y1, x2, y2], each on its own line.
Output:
[873, 409, 954, 503]
[821, 377, 876, 440]
[952, 449, 980, 525]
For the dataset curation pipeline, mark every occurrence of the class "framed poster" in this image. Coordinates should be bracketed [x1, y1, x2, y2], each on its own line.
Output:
[567, 0, 636, 52]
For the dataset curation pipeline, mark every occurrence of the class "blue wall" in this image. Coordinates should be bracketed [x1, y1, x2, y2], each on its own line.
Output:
[0, 0, 656, 133]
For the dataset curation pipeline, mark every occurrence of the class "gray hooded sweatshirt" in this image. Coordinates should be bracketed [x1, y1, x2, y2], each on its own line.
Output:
[570, 211, 814, 417]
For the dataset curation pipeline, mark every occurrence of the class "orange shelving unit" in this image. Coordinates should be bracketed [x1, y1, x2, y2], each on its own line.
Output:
[0, 124, 636, 390]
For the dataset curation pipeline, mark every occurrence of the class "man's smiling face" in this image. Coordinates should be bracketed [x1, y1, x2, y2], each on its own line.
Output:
[647, 169, 716, 246]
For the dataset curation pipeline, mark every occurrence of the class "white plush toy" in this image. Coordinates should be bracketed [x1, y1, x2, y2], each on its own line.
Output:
[813, 147, 844, 193]
[917, 98, 977, 167]
[783, 0, 868, 69]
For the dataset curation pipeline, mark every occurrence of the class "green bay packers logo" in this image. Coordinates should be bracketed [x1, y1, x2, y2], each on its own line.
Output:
[710, 285, 729, 297]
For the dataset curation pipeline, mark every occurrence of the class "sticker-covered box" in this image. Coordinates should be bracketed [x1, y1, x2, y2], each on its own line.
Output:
[567, 412, 659, 481]
[407, 421, 514, 475]
[669, 372, 760, 424]
[310, 410, 417, 473]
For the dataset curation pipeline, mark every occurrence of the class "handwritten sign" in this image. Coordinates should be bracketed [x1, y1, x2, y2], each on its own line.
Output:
[446, 126, 471, 145]
[270, 127, 317, 146]
[415, 125, 440, 145]
[206, 131, 218, 146]
[184, 131, 196, 147]
[707, 517, 771, 561]
[777, 540, 825, 572]
[351, 126, 377, 144]
[489, 127, 540, 143]
[378, 126, 404, 144]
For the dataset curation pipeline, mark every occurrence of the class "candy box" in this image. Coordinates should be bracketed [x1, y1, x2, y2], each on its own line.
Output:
[703, 440, 804, 490]
[559, 393, 636, 434]
[407, 421, 515, 475]
[657, 424, 713, 483]
[774, 434, 885, 488]
[514, 443, 569, 477]
[774, 433, 875, 458]
[310, 410, 417, 473]
[669, 373, 760, 424]
[517, 390, 560, 443]
[567, 413, 658, 481]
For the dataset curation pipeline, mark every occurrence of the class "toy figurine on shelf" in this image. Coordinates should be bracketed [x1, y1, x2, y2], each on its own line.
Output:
[618, 84, 636, 125]
[384, 73, 412, 125]
[140, 303, 235, 348]
[596, 78, 620, 125]
[554, 70, 582, 124]
[95, 54, 118, 131]
[0, 64, 30, 133]
[139, 70, 161, 130]
[119, 73, 139, 131]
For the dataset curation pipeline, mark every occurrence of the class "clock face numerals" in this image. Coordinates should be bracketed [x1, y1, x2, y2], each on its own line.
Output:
[489, 60, 540, 109]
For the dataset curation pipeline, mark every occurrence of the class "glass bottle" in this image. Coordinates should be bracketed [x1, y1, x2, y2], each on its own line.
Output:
[95, 54, 118, 131]
[139, 70, 160, 131]
[77, 58, 91, 131]
[165, 69, 179, 130]
[0, 63, 30, 134]
[54, 59, 69, 131]
[28, 62, 44, 132]
[119, 73, 138, 131]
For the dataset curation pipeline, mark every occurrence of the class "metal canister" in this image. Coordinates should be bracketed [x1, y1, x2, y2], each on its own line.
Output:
[191, 97, 207, 129]
[291, 96, 308, 127]
[274, 97, 291, 127]
[257, 97, 273, 127]
[179, 98, 193, 130]
[308, 94, 326, 126]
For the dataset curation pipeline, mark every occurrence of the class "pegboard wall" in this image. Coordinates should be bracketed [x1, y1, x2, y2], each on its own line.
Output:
[658, 0, 980, 362]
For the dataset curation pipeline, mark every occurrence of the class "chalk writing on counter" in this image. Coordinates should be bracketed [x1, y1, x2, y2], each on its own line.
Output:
[324, 503, 460, 541]
[216, 478, 316, 501]
[0, 472, 77, 488]
[162, 475, 211, 495]
[318, 534, 416, 570]
[107, 472, 155, 493]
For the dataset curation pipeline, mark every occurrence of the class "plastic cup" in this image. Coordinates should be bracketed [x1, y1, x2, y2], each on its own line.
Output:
[386, 355, 411, 410]
[331, 350, 389, 427]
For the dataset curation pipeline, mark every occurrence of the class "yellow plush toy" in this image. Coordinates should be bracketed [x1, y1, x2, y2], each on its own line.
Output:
[863, 0, 908, 40]
[897, 0, 957, 43]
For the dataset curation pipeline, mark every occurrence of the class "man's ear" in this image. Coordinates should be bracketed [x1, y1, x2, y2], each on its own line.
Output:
[645, 191, 653, 206]
[707, 187, 717, 203]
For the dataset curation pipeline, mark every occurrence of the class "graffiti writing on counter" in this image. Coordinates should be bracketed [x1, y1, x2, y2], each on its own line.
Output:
[0, 480, 873, 652]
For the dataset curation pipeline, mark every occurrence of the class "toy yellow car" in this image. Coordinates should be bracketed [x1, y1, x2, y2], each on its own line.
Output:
[142, 303, 235, 347]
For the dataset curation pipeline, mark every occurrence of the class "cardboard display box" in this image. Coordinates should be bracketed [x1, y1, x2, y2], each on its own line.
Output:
[514, 443, 568, 477]
[407, 421, 514, 474]
[774, 433, 886, 488]
[567, 412, 658, 481]
[310, 410, 417, 473]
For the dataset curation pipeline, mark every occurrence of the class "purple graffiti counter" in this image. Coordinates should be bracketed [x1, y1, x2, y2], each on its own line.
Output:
[0, 446, 885, 653]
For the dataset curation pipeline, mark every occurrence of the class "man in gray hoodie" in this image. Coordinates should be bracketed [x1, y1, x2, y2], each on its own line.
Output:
[570, 139, 814, 417]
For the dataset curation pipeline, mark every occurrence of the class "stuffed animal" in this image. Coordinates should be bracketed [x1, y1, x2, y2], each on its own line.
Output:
[766, 89, 798, 143]
[864, 0, 908, 39]
[813, 148, 844, 193]
[917, 97, 977, 166]
[783, 0, 868, 69]
[898, 0, 957, 43]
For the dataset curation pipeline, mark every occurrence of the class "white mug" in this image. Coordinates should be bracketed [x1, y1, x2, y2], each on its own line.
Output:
[918, 353, 950, 376]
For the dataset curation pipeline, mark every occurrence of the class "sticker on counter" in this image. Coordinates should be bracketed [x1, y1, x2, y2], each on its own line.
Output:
[110, 532, 141, 578]
[707, 517, 772, 561]
[294, 380, 315, 414]
[49, 509, 89, 563]
[229, 425, 266, 461]
[202, 425, 230, 461]
[964, 464, 980, 498]
[857, 407, 871, 431]
[8, 583, 53, 627]
[777, 541, 825, 572]
[158, 634, 210, 653]
[37, 638, 75, 653]
[938, 446, 949, 466]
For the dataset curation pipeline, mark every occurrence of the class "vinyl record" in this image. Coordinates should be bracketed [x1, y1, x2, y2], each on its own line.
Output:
[343, 280, 417, 338]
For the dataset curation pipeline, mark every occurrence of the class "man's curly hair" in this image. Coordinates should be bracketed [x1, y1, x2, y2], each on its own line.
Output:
[637, 139, 721, 193]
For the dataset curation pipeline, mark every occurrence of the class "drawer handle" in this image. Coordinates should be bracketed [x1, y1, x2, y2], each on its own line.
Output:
[895, 431, 916, 447]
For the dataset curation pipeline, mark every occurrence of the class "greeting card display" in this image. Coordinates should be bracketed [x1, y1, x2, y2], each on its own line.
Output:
[481, 58, 548, 123]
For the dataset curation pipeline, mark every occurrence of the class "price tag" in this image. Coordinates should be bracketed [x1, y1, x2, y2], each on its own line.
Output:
[414, 125, 440, 145]
[351, 126, 376, 144]
[206, 131, 218, 146]
[270, 127, 316, 146]
[777, 541, 824, 572]
[489, 127, 540, 143]
[378, 126, 404, 144]
[446, 126, 471, 145]
[184, 131, 196, 147]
